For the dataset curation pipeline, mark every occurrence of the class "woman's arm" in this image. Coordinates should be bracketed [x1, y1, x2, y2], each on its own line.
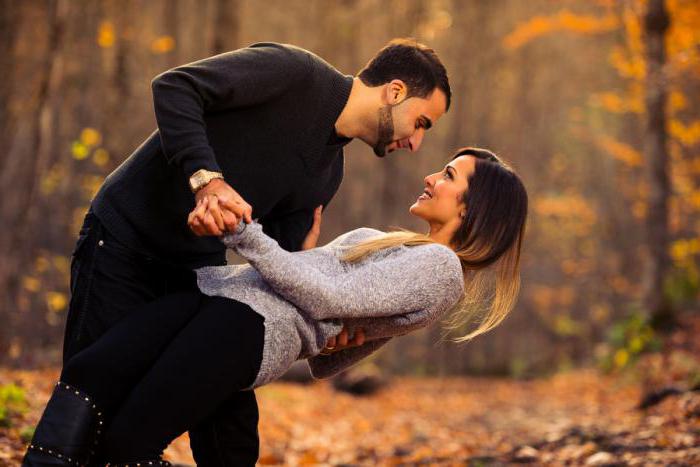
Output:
[341, 309, 436, 340]
[307, 337, 392, 379]
[221, 221, 463, 320]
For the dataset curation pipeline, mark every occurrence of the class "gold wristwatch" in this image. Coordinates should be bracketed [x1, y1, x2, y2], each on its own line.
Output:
[189, 169, 224, 193]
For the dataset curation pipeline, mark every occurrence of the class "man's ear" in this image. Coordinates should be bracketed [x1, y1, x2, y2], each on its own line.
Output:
[384, 79, 407, 105]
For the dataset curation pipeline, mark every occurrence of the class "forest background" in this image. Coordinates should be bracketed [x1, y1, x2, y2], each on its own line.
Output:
[1, 0, 699, 381]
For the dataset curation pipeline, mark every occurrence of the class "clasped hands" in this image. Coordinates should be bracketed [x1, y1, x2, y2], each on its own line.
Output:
[187, 178, 365, 354]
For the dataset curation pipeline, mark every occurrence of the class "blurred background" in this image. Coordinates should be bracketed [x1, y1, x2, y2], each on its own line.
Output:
[2, 0, 699, 377]
[1, 0, 699, 464]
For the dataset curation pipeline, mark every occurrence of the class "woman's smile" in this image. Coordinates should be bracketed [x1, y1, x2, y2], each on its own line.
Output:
[417, 188, 433, 201]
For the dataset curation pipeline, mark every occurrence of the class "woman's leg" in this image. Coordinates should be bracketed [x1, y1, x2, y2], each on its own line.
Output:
[100, 295, 265, 465]
[60, 290, 205, 415]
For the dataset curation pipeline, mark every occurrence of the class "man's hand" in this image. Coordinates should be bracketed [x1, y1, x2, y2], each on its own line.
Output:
[301, 205, 323, 250]
[322, 326, 366, 354]
[188, 179, 253, 236]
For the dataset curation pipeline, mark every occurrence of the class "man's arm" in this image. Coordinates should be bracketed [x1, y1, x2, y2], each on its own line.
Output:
[151, 42, 311, 178]
[261, 208, 316, 252]
[157, 43, 312, 235]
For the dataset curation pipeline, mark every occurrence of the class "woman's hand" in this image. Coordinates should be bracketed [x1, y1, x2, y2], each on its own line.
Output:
[301, 205, 323, 250]
[188, 180, 252, 236]
[321, 326, 366, 354]
[187, 197, 211, 235]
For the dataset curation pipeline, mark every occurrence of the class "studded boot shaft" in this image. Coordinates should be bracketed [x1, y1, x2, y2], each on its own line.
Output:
[22, 381, 104, 467]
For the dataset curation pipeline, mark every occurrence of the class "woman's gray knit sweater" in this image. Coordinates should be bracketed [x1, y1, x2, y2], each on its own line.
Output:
[195, 221, 464, 389]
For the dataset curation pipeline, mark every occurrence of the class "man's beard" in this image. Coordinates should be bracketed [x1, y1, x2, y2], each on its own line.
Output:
[373, 104, 395, 158]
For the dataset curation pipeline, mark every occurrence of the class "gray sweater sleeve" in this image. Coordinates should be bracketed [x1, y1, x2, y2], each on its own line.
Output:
[307, 337, 392, 379]
[221, 221, 463, 320]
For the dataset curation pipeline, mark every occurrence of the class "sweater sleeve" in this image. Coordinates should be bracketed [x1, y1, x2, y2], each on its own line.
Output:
[340, 309, 436, 340]
[151, 42, 312, 178]
[221, 221, 463, 320]
[307, 337, 392, 379]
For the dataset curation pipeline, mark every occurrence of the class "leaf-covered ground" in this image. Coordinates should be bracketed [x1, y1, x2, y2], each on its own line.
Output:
[1, 367, 698, 466]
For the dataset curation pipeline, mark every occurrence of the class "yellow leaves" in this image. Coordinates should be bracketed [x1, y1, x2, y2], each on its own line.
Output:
[72, 127, 103, 161]
[45, 292, 67, 313]
[689, 191, 700, 210]
[632, 201, 646, 220]
[530, 286, 586, 337]
[151, 36, 175, 54]
[591, 92, 627, 113]
[97, 21, 115, 48]
[22, 276, 40, 293]
[503, 9, 618, 50]
[25, 253, 72, 296]
[73, 207, 90, 237]
[670, 237, 700, 263]
[71, 128, 112, 168]
[98, 20, 176, 55]
[590, 83, 644, 114]
[52, 256, 70, 276]
[81, 174, 105, 199]
[608, 46, 645, 80]
[71, 141, 90, 160]
[620, 6, 643, 57]
[667, 0, 700, 71]
[533, 193, 598, 236]
[610, 275, 634, 295]
[34, 257, 50, 274]
[531, 285, 555, 310]
[530, 285, 576, 313]
[669, 119, 700, 146]
[553, 313, 584, 337]
[40, 163, 67, 195]
[93, 148, 110, 167]
[669, 91, 687, 112]
[596, 136, 643, 167]
[80, 128, 102, 147]
[613, 348, 629, 368]
[606, 313, 657, 370]
[561, 258, 594, 277]
[591, 303, 611, 324]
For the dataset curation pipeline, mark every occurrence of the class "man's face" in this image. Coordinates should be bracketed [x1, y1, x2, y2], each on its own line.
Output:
[373, 88, 447, 158]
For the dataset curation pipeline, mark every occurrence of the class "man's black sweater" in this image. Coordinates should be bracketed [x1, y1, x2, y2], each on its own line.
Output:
[92, 43, 353, 268]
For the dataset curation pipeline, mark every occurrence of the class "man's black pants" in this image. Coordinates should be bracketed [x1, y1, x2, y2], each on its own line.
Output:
[62, 209, 261, 466]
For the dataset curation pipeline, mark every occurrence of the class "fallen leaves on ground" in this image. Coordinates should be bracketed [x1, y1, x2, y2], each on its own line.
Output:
[1, 368, 698, 466]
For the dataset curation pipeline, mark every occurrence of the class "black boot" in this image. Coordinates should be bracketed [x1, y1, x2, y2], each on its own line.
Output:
[22, 381, 104, 467]
[104, 460, 172, 466]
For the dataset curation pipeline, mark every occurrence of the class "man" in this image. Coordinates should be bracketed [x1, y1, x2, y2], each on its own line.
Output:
[32, 38, 450, 466]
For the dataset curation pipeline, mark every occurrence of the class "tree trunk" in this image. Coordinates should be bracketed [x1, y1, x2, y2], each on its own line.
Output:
[642, 0, 673, 330]
[210, 0, 239, 55]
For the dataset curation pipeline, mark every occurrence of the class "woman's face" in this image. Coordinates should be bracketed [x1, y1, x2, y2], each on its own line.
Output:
[409, 155, 475, 228]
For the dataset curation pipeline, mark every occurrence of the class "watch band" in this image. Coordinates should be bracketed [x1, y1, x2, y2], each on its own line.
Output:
[189, 169, 224, 193]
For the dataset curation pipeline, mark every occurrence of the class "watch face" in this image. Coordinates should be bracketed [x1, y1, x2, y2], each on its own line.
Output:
[190, 173, 204, 191]
[190, 170, 222, 192]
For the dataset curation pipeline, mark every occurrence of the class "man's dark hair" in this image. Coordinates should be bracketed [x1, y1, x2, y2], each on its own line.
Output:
[358, 38, 451, 111]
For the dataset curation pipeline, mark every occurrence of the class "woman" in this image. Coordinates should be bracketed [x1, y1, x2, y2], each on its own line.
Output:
[23, 147, 527, 467]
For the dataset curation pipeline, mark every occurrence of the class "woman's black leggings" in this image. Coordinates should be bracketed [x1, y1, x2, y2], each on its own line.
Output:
[60, 290, 265, 464]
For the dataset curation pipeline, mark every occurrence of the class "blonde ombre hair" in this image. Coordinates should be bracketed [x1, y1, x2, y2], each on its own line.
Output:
[341, 148, 528, 342]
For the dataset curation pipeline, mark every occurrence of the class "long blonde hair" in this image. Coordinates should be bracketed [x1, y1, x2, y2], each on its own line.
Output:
[341, 148, 528, 342]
